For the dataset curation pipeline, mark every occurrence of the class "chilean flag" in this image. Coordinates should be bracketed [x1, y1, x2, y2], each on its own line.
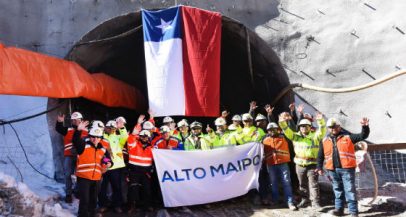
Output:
[142, 6, 221, 117]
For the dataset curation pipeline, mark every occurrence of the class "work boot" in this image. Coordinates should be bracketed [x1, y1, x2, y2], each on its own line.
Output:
[64, 194, 73, 203]
[329, 209, 344, 216]
[114, 207, 123, 213]
[312, 202, 323, 212]
[297, 198, 310, 208]
[288, 203, 298, 211]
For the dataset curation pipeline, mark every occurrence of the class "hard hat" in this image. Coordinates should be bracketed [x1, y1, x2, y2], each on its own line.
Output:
[242, 113, 253, 121]
[232, 115, 242, 121]
[89, 127, 103, 137]
[90, 120, 105, 129]
[190, 121, 202, 129]
[255, 114, 267, 121]
[142, 121, 155, 130]
[298, 119, 312, 126]
[214, 117, 226, 126]
[160, 125, 171, 133]
[139, 130, 151, 137]
[228, 124, 237, 131]
[115, 116, 126, 124]
[163, 116, 174, 124]
[71, 112, 83, 120]
[105, 120, 117, 128]
[267, 122, 279, 130]
[177, 119, 189, 127]
[326, 118, 341, 128]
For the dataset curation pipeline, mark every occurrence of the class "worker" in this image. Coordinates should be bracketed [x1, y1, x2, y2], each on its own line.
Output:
[98, 119, 128, 214]
[184, 121, 212, 150]
[127, 130, 154, 212]
[72, 121, 112, 217]
[316, 118, 370, 217]
[231, 115, 243, 133]
[55, 111, 88, 203]
[154, 126, 183, 150]
[262, 122, 297, 210]
[255, 113, 268, 131]
[162, 116, 179, 136]
[278, 112, 326, 210]
[206, 117, 237, 148]
[175, 119, 190, 143]
[235, 113, 265, 144]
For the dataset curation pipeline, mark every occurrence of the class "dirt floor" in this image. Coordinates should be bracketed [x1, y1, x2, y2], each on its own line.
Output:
[102, 189, 406, 217]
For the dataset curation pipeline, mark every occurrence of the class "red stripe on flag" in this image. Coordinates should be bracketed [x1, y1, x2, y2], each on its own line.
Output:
[181, 6, 221, 117]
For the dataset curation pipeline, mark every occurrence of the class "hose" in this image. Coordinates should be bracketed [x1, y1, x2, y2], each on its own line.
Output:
[271, 69, 406, 106]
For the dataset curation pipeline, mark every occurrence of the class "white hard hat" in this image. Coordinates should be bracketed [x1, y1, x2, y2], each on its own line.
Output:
[327, 118, 341, 127]
[89, 127, 103, 137]
[115, 116, 126, 124]
[139, 130, 151, 137]
[160, 125, 171, 133]
[267, 122, 279, 130]
[106, 120, 117, 128]
[163, 116, 174, 124]
[71, 112, 83, 120]
[228, 124, 237, 131]
[190, 121, 202, 129]
[214, 117, 227, 126]
[142, 121, 155, 130]
[232, 115, 242, 121]
[90, 120, 105, 129]
[177, 119, 189, 127]
[298, 119, 312, 126]
[255, 114, 267, 121]
[242, 113, 253, 121]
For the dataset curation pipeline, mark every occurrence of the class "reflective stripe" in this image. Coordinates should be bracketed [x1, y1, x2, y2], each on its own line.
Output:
[77, 169, 102, 174]
[129, 156, 152, 161]
[77, 163, 102, 168]
[128, 161, 152, 167]
[339, 151, 355, 157]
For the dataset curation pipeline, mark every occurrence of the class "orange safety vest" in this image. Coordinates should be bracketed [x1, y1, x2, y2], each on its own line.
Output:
[154, 137, 180, 149]
[323, 135, 356, 170]
[128, 141, 153, 167]
[262, 135, 291, 165]
[75, 143, 106, 181]
[63, 128, 88, 156]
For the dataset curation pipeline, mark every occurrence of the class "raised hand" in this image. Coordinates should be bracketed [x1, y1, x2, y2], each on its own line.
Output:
[77, 121, 89, 131]
[264, 104, 274, 115]
[206, 124, 213, 133]
[315, 112, 323, 120]
[137, 114, 145, 124]
[289, 103, 295, 112]
[221, 110, 230, 119]
[360, 117, 369, 126]
[278, 112, 291, 122]
[249, 101, 258, 110]
[296, 104, 305, 114]
[57, 114, 65, 122]
[148, 109, 154, 120]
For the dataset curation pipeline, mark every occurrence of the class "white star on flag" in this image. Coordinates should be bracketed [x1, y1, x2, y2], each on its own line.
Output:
[156, 18, 173, 34]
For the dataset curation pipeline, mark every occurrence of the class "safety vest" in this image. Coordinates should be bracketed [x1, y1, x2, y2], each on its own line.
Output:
[235, 126, 265, 145]
[184, 135, 212, 150]
[154, 137, 181, 149]
[103, 128, 128, 170]
[128, 141, 153, 167]
[208, 131, 237, 148]
[63, 128, 88, 156]
[323, 135, 356, 170]
[262, 135, 291, 165]
[76, 143, 106, 181]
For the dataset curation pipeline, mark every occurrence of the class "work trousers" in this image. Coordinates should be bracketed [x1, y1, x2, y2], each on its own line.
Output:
[329, 168, 358, 214]
[127, 167, 152, 209]
[267, 163, 294, 204]
[63, 156, 76, 196]
[296, 164, 320, 204]
[98, 167, 124, 208]
[77, 177, 100, 217]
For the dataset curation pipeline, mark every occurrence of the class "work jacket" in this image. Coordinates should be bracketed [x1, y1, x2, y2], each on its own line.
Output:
[103, 128, 128, 170]
[56, 122, 88, 156]
[206, 131, 237, 148]
[235, 126, 265, 145]
[323, 135, 356, 170]
[279, 119, 326, 166]
[184, 134, 212, 150]
[127, 140, 153, 167]
[262, 134, 291, 165]
[154, 136, 183, 150]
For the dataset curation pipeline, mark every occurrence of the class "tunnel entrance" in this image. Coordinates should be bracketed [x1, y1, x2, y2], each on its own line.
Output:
[60, 10, 292, 125]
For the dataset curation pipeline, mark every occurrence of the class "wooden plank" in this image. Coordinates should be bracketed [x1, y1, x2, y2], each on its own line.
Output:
[367, 143, 406, 151]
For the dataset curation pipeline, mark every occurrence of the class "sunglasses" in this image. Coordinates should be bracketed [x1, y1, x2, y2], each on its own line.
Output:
[89, 135, 102, 139]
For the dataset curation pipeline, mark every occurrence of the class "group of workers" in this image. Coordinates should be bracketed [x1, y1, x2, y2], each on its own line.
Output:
[56, 101, 369, 217]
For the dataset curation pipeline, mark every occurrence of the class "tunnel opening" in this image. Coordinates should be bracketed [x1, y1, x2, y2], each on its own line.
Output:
[61, 10, 293, 126]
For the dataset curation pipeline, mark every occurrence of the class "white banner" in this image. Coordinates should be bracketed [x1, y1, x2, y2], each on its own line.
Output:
[152, 142, 263, 207]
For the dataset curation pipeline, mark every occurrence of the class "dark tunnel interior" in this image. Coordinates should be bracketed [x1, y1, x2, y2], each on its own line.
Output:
[62, 11, 293, 128]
